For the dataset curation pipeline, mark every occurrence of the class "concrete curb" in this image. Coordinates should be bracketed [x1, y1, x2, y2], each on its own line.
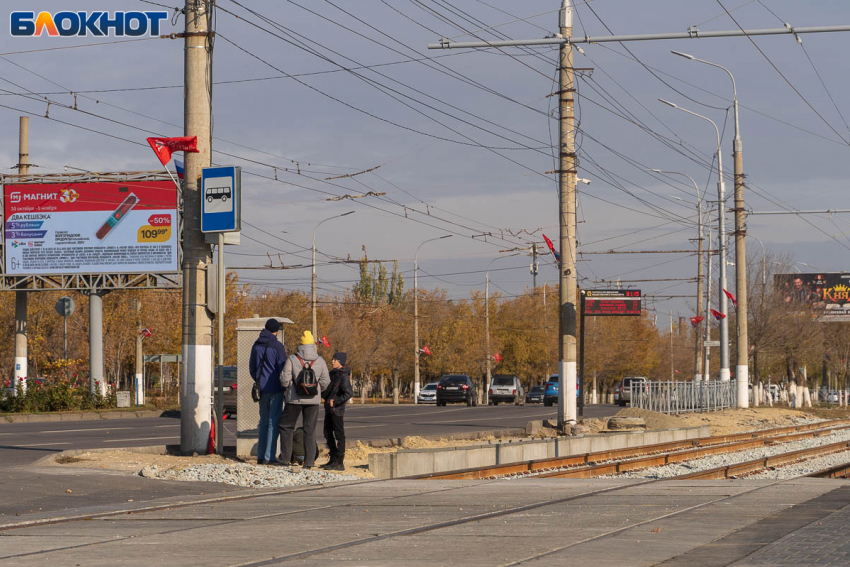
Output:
[369, 425, 713, 478]
[1, 409, 178, 424]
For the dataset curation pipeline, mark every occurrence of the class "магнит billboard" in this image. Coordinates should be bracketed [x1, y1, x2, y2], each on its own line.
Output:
[775, 272, 850, 322]
[3, 181, 178, 275]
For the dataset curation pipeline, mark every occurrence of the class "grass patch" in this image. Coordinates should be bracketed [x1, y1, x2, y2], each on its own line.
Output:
[55, 455, 88, 464]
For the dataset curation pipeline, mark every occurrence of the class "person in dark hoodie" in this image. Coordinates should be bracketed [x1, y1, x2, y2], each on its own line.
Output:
[322, 352, 353, 471]
[249, 319, 287, 465]
[279, 330, 330, 469]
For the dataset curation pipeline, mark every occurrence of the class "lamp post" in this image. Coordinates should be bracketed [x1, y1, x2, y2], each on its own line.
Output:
[672, 51, 748, 406]
[485, 253, 520, 405]
[660, 99, 730, 384]
[414, 235, 452, 403]
[312, 211, 354, 339]
[651, 169, 704, 381]
[750, 235, 767, 286]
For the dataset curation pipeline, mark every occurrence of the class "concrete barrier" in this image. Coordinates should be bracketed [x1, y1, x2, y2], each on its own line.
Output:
[368, 426, 711, 479]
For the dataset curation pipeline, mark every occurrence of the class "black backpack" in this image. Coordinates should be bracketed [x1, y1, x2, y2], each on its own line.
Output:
[294, 355, 319, 396]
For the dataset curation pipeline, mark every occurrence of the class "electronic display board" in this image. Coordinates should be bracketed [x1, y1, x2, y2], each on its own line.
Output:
[582, 289, 642, 316]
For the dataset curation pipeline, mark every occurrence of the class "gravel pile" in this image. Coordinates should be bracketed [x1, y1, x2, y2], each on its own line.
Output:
[607, 428, 850, 479]
[747, 450, 850, 479]
[139, 463, 358, 488]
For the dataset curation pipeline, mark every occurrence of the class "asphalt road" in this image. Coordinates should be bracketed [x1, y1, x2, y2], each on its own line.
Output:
[0, 403, 618, 468]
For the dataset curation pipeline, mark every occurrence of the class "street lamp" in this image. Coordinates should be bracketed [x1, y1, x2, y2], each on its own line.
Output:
[312, 211, 354, 338]
[651, 169, 705, 382]
[659, 99, 731, 383]
[750, 235, 767, 286]
[413, 235, 452, 403]
[672, 51, 748, 407]
[485, 253, 520, 405]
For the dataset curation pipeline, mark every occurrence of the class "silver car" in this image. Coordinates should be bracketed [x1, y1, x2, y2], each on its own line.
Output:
[488, 374, 525, 406]
[617, 376, 648, 406]
[417, 382, 438, 404]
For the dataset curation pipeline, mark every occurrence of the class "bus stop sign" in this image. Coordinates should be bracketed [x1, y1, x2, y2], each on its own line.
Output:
[201, 166, 241, 233]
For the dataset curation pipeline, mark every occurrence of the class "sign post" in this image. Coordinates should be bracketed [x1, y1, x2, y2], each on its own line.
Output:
[201, 166, 241, 455]
[55, 296, 75, 381]
[580, 289, 642, 415]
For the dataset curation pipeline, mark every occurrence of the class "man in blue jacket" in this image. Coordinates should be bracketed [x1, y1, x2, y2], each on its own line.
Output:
[249, 319, 287, 465]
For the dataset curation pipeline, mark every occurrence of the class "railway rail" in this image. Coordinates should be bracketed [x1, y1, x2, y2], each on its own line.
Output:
[417, 419, 850, 480]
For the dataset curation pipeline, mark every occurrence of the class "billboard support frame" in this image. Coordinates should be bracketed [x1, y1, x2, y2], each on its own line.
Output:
[0, 171, 182, 292]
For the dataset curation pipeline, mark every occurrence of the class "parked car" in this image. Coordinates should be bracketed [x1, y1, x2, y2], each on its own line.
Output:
[488, 374, 524, 406]
[436, 374, 477, 407]
[617, 376, 648, 406]
[213, 365, 238, 414]
[827, 391, 839, 404]
[542, 373, 580, 407]
[417, 382, 438, 404]
[525, 385, 545, 404]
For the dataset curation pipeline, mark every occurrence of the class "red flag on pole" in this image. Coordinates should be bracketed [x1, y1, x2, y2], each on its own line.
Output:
[319, 335, 330, 348]
[419, 346, 432, 356]
[690, 316, 704, 327]
[542, 233, 560, 263]
[492, 353, 503, 363]
[140, 328, 152, 338]
[710, 308, 726, 320]
[723, 288, 738, 307]
[146, 136, 199, 165]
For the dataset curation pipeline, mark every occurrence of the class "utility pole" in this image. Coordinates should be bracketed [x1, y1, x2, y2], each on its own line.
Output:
[135, 300, 144, 406]
[531, 243, 539, 290]
[704, 227, 713, 381]
[182, 0, 214, 453]
[557, 0, 578, 429]
[413, 235, 451, 403]
[14, 117, 28, 394]
[732, 99, 749, 407]
[670, 312, 674, 381]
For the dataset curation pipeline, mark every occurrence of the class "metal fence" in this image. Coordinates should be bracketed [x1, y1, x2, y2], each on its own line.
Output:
[630, 380, 737, 414]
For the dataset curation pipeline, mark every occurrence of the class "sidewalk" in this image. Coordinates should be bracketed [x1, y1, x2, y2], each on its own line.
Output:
[1, 409, 178, 424]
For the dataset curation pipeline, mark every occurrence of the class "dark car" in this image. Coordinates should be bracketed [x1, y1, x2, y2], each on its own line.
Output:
[436, 374, 477, 407]
[525, 385, 545, 404]
[213, 365, 238, 414]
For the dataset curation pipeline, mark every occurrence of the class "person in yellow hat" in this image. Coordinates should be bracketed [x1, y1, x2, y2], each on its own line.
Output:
[278, 330, 330, 469]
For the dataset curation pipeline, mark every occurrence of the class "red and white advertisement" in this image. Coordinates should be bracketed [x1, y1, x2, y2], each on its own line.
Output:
[3, 181, 178, 275]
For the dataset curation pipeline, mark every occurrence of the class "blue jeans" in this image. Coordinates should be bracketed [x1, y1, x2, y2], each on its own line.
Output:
[257, 391, 284, 462]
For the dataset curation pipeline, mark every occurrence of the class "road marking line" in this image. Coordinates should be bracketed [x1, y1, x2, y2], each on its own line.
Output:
[102, 436, 178, 443]
[7, 442, 72, 448]
[38, 426, 137, 434]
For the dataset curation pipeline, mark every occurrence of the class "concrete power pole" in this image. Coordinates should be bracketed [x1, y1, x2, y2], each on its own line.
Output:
[15, 117, 29, 394]
[531, 243, 539, 290]
[181, 0, 214, 453]
[557, 0, 578, 429]
[135, 300, 144, 406]
[732, 106, 749, 408]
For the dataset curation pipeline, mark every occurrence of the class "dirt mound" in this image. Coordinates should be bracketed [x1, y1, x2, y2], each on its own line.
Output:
[616, 408, 683, 430]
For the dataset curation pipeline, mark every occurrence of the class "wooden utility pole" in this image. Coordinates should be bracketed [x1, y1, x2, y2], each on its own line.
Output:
[181, 0, 214, 453]
[135, 300, 144, 406]
[557, 0, 578, 428]
[733, 111, 749, 407]
[14, 117, 29, 394]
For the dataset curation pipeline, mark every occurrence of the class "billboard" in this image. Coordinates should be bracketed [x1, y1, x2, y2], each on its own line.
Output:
[582, 289, 642, 316]
[775, 272, 850, 322]
[3, 181, 179, 276]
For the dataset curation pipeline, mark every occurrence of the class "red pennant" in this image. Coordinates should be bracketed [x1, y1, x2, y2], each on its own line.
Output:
[710, 308, 726, 320]
[492, 353, 503, 363]
[542, 234, 560, 263]
[723, 288, 738, 307]
[690, 316, 704, 327]
[146, 136, 199, 166]
[319, 335, 330, 348]
[140, 328, 152, 338]
[419, 345, 432, 356]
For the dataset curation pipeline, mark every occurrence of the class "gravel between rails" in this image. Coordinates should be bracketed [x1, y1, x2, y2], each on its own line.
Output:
[607, 427, 850, 479]
[747, 449, 850, 479]
[139, 463, 359, 488]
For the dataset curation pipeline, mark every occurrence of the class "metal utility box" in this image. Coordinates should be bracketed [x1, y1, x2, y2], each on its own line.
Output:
[236, 316, 294, 457]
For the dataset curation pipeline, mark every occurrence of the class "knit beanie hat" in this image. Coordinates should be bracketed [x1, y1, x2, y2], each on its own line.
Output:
[265, 319, 281, 333]
[300, 330, 315, 345]
[332, 352, 347, 366]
